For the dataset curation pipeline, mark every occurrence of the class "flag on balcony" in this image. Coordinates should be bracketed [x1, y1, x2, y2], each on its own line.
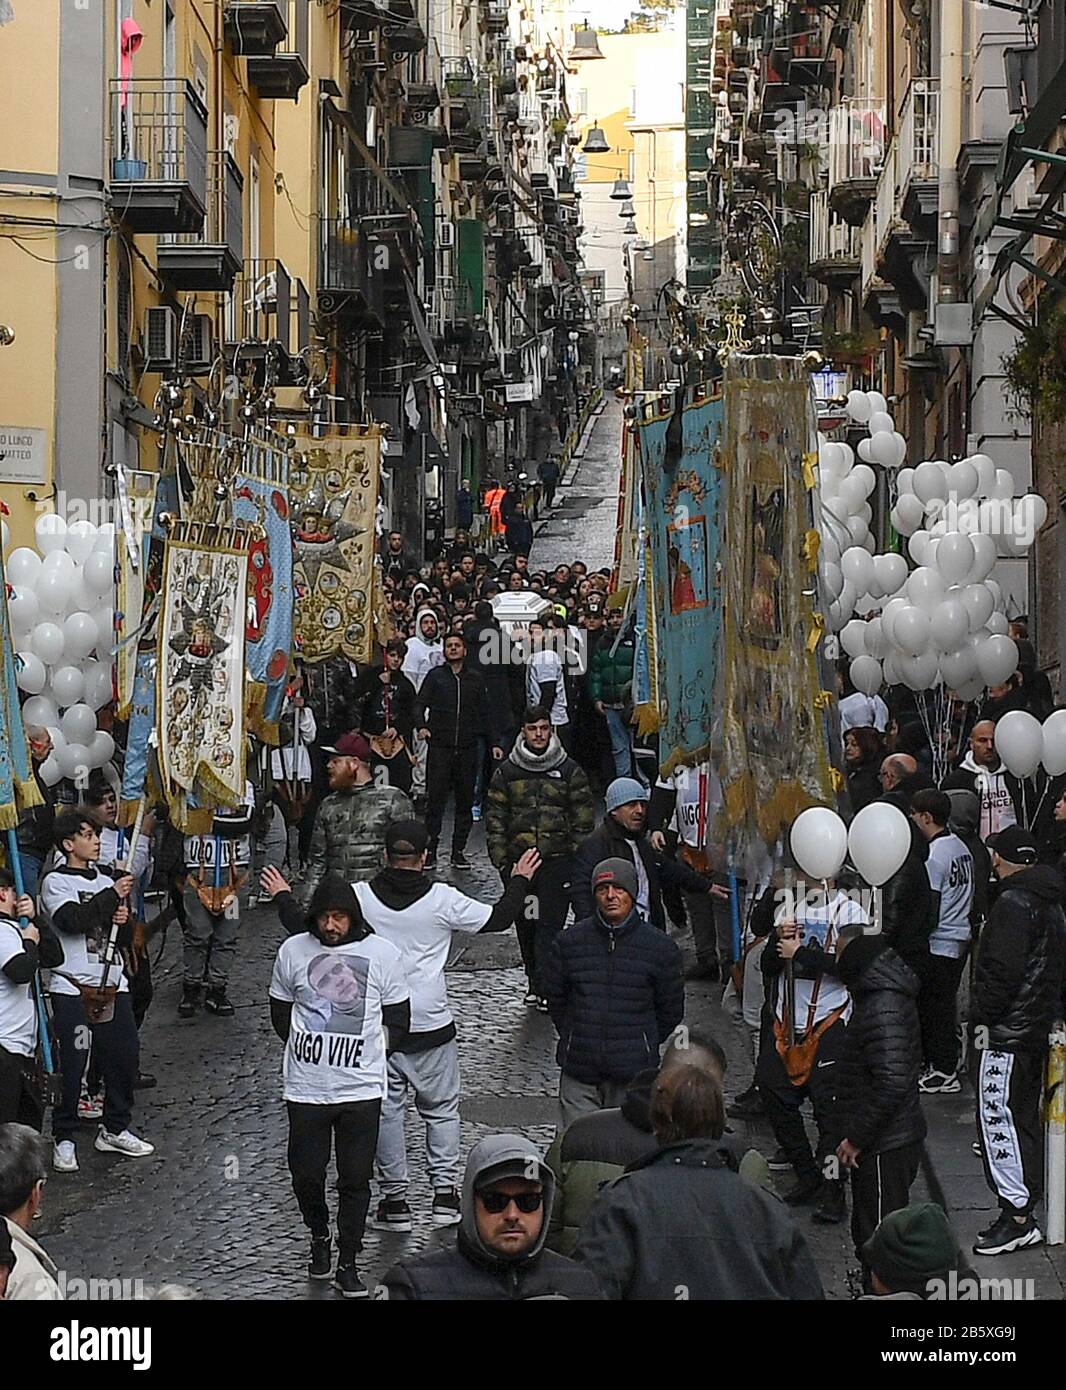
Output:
[636, 387, 724, 777]
[0, 531, 43, 831]
[718, 356, 835, 849]
[157, 520, 252, 832]
[290, 426, 383, 668]
[233, 440, 292, 744]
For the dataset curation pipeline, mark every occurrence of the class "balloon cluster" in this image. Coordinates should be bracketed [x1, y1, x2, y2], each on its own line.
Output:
[995, 708, 1066, 781]
[790, 802, 911, 889]
[817, 389, 1040, 699]
[7, 516, 116, 786]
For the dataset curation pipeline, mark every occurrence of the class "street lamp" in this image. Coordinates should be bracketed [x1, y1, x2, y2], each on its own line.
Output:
[618, 200, 635, 218]
[569, 21, 605, 61]
[610, 177, 632, 201]
[583, 123, 609, 154]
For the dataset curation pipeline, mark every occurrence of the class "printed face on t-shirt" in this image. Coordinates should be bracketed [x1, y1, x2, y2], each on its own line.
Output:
[306, 953, 367, 1035]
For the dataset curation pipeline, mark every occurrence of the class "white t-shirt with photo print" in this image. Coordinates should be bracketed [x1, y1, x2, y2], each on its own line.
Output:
[39, 864, 128, 996]
[0, 918, 37, 1057]
[269, 932, 409, 1105]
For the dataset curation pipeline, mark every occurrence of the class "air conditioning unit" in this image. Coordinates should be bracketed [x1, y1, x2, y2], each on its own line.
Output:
[143, 306, 177, 371]
[181, 313, 214, 375]
[438, 221, 455, 249]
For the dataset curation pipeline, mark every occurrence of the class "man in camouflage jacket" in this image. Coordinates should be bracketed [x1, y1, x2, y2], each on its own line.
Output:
[299, 733, 414, 905]
[485, 705, 595, 1005]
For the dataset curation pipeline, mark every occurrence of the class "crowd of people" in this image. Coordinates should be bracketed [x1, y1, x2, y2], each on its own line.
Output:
[1, 507, 1065, 1301]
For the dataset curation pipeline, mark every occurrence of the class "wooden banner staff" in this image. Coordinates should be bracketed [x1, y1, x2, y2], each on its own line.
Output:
[98, 796, 146, 990]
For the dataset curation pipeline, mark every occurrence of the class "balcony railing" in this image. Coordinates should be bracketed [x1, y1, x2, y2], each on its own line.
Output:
[108, 79, 208, 232]
[899, 78, 939, 184]
[230, 258, 292, 350]
[318, 217, 384, 323]
[827, 99, 885, 187]
[874, 138, 898, 254]
[157, 150, 243, 291]
[809, 189, 861, 266]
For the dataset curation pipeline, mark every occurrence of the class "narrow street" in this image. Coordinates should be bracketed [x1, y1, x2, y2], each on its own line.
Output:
[31, 401, 1066, 1301]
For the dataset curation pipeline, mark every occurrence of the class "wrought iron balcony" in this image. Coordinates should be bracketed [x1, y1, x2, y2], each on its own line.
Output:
[898, 77, 939, 230]
[108, 79, 207, 234]
[224, 1, 287, 56]
[827, 99, 885, 226]
[228, 258, 293, 352]
[318, 218, 384, 325]
[809, 189, 861, 286]
[157, 150, 243, 292]
[247, 0, 309, 100]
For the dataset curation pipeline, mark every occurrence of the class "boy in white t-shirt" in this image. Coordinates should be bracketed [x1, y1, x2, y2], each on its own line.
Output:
[0, 869, 63, 1128]
[269, 874, 409, 1299]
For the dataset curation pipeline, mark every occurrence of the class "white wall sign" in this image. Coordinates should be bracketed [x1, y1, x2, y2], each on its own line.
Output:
[0, 426, 47, 483]
[505, 382, 534, 403]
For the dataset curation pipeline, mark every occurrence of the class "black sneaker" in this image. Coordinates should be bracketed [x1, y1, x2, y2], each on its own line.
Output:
[425, 850, 438, 870]
[178, 984, 201, 1018]
[431, 1188, 462, 1227]
[334, 1265, 369, 1299]
[204, 987, 234, 1016]
[784, 1174, 824, 1206]
[372, 1198, 413, 1233]
[451, 850, 471, 869]
[134, 1072, 157, 1089]
[308, 1236, 332, 1281]
[812, 1180, 847, 1225]
[727, 1089, 765, 1120]
[973, 1210, 1043, 1257]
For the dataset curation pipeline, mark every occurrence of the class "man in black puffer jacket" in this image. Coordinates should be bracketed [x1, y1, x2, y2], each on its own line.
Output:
[382, 1133, 600, 1299]
[831, 928, 926, 1288]
[544, 857, 684, 1126]
[970, 826, 1066, 1258]
[876, 775, 936, 974]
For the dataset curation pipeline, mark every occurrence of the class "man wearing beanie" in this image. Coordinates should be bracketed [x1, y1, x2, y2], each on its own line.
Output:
[571, 778, 717, 931]
[860, 1203, 958, 1299]
[544, 856, 684, 1125]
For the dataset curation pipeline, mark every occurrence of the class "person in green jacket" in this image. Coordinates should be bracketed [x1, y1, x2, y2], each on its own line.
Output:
[587, 608, 637, 781]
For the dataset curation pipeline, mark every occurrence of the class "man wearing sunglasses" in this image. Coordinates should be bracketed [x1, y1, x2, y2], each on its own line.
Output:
[380, 1133, 600, 1299]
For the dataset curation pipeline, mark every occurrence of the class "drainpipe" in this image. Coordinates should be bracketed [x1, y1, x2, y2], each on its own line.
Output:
[937, 0, 963, 303]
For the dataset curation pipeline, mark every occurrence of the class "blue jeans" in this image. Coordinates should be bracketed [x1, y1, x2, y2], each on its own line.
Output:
[603, 708, 633, 780]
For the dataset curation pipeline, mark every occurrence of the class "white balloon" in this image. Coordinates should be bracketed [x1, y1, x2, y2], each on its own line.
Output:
[840, 546, 873, 592]
[85, 664, 113, 710]
[21, 694, 58, 728]
[896, 467, 915, 497]
[849, 654, 883, 696]
[820, 531, 842, 565]
[869, 431, 898, 468]
[64, 519, 98, 565]
[837, 474, 868, 515]
[29, 623, 64, 666]
[894, 605, 932, 656]
[83, 550, 114, 597]
[7, 588, 39, 631]
[846, 390, 872, 423]
[882, 649, 903, 686]
[850, 464, 875, 499]
[847, 517, 870, 548]
[35, 513, 67, 556]
[6, 548, 41, 588]
[985, 578, 1003, 611]
[33, 565, 73, 616]
[880, 597, 909, 645]
[56, 741, 90, 781]
[38, 754, 63, 788]
[15, 653, 46, 698]
[990, 468, 1014, 501]
[907, 529, 932, 565]
[970, 453, 996, 495]
[62, 612, 97, 662]
[892, 494, 925, 537]
[873, 552, 907, 594]
[994, 709, 1043, 779]
[954, 675, 986, 702]
[841, 618, 868, 658]
[837, 443, 855, 470]
[59, 702, 96, 745]
[848, 801, 912, 886]
[930, 598, 969, 650]
[940, 645, 977, 687]
[46, 725, 66, 751]
[856, 438, 875, 464]
[906, 566, 945, 611]
[87, 730, 116, 769]
[986, 611, 1009, 636]
[50, 665, 85, 706]
[94, 522, 116, 553]
[866, 391, 888, 415]
[868, 410, 895, 435]
[1018, 492, 1048, 532]
[935, 532, 975, 585]
[820, 561, 844, 603]
[1042, 709, 1066, 777]
[790, 807, 849, 881]
[864, 617, 887, 659]
[976, 634, 1019, 686]
[891, 433, 908, 468]
[962, 583, 995, 633]
[948, 460, 978, 501]
[913, 460, 949, 505]
[901, 650, 940, 691]
[967, 531, 997, 582]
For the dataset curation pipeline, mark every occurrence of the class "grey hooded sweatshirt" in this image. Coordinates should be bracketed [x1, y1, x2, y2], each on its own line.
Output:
[381, 1134, 601, 1300]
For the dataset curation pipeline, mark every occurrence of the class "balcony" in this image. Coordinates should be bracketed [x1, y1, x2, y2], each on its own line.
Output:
[247, 0, 309, 100]
[383, 21, 427, 55]
[318, 218, 384, 325]
[808, 189, 861, 286]
[157, 151, 243, 292]
[827, 99, 885, 226]
[108, 79, 207, 234]
[224, 1, 287, 55]
[228, 258, 293, 352]
[898, 77, 939, 232]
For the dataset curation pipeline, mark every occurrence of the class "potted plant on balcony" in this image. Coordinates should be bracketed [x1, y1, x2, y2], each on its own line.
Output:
[1002, 306, 1066, 423]
[824, 328, 881, 368]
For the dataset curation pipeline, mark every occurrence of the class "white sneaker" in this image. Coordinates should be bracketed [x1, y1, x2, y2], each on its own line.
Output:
[919, 1069, 961, 1094]
[95, 1127, 155, 1157]
[53, 1140, 79, 1172]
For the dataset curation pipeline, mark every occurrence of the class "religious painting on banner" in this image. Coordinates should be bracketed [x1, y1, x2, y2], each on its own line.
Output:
[233, 438, 292, 742]
[290, 426, 382, 667]
[719, 356, 835, 850]
[637, 388, 724, 776]
[157, 520, 252, 830]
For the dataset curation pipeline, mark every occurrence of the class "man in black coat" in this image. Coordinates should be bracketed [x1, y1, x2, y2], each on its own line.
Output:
[417, 632, 503, 870]
[382, 1133, 600, 1300]
[504, 502, 534, 556]
[544, 857, 684, 1126]
[571, 778, 723, 931]
[970, 826, 1066, 1258]
[875, 766, 936, 974]
[831, 927, 926, 1289]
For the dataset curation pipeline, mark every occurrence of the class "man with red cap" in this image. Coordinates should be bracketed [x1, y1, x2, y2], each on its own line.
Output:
[286, 733, 414, 908]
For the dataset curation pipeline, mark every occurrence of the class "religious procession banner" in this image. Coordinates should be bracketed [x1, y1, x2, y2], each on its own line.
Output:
[115, 468, 158, 718]
[233, 438, 292, 742]
[719, 356, 836, 849]
[613, 336, 646, 592]
[157, 519, 252, 831]
[0, 531, 43, 830]
[290, 426, 382, 667]
[631, 493, 660, 737]
[636, 387, 724, 776]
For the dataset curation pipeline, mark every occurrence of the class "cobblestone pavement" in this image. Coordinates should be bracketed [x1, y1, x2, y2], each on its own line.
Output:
[529, 395, 622, 574]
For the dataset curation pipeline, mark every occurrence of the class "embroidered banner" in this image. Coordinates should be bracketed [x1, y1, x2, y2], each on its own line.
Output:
[719, 356, 835, 849]
[115, 468, 158, 718]
[0, 540, 43, 831]
[290, 427, 382, 667]
[233, 439, 292, 741]
[157, 520, 251, 830]
[637, 388, 724, 776]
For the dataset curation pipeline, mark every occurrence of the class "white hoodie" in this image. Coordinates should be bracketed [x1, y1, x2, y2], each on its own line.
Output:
[958, 751, 1017, 843]
[403, 607, 444, 692]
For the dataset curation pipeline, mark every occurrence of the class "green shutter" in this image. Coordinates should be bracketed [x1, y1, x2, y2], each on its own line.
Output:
[457, 218, 485, 316]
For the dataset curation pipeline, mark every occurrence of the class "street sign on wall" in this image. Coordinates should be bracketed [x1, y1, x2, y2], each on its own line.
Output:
[0, 426, 47, 482]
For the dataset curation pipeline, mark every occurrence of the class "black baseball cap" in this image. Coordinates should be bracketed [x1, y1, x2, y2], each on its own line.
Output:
[987, 825, 1039, 866]
[385, 819, 429, 857]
